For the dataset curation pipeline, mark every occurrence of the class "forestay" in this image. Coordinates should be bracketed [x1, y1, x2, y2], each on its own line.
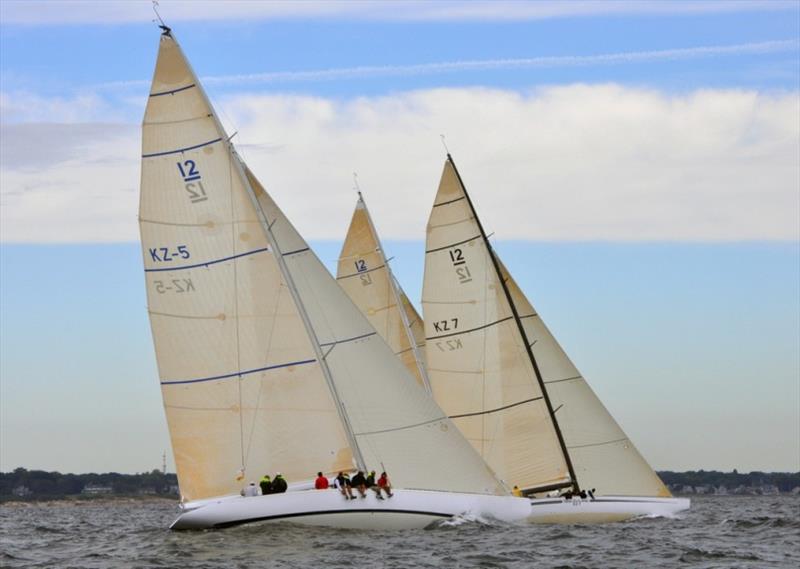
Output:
[336, 196, 429, 389]
[140, 32, 505, 502]
[498, 259, 671, 497]
[422, 160, 572, 492]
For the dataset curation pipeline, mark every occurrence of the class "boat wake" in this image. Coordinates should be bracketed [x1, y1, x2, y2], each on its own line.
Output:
[427, 511, 503, 529]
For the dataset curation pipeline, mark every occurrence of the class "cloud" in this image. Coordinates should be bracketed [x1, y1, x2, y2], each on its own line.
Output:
[89, 40, 800, 92]
[1, 85, 798, 243]
[0, 0, 795, 25]
[198, 40, 799, 86]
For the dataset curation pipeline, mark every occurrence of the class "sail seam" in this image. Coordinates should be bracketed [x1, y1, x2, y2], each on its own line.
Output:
[448, 396, 543, 419]
[544, 375, 583, 385]
[355, 416, 444, 437]
[426, 316, 513, 340]
[319, 332, 377, 348]
[567, 437, 629, 450]
[150, 83, 196, 97]
[337, 263, 386, 280]
[433, 196, 466, 208]
[142, 137, 222, 158]
[160, 358, 316, 385]
[144, 247, 269, 272]
[425, 234, 482, 254]
[519, 313, 538, 319]
[282, 247, 310, 256]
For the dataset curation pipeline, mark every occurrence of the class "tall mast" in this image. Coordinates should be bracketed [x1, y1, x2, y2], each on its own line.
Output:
[446, 153, 580, 493]
[358, 191, 432, 393]
[170, 30, 368, 474]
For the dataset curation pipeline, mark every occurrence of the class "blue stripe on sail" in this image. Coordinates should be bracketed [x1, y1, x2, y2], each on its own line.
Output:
[142, 137, 222, 158]
[144, 247, 269, 273]
[150, 83, 197, 97]
[161, 358, 316, 385]
[319, 332, 376, 347]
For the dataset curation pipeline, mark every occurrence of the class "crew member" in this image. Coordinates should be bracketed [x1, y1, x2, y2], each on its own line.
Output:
[315, 472, 329, 490]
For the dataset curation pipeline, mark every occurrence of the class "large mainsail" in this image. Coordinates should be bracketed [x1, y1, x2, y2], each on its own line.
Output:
[140, 32, 353, 501]
[422, 158, 573, 492]
[336, 194, 429, 389]
[140, 32, 505, 502]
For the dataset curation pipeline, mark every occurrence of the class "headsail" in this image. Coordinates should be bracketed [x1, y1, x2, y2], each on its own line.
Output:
[140, 33, 505, 501]
[247, 174, 503, 496]
[422, 158, 573, 492]
[499, 259, 671, 497]
[337, 194, 429, 390]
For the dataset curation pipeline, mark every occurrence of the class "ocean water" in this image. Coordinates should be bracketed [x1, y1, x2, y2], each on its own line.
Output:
[1, 496, 798, 568]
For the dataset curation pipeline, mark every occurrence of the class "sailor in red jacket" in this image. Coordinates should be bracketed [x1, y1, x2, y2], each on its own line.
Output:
[314, 471, 330, 490]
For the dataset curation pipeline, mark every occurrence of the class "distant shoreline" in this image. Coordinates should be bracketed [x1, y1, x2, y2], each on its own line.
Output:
[2, 468, 798, 502]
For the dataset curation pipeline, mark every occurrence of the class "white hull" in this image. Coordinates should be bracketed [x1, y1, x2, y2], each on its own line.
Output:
[528, 495, 690, 523]
[171, 488, 532, 530]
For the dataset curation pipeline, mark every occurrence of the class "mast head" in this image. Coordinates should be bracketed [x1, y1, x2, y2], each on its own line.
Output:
[153, 1, 171, 35]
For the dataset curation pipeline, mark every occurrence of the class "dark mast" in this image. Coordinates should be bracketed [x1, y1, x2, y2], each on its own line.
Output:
[445, 153, 580, 494]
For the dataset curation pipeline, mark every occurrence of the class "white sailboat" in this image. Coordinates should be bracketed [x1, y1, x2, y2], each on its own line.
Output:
[138, 28, 531, 530]
[336, 191, 430, 391]
[421, 154, 690, 522]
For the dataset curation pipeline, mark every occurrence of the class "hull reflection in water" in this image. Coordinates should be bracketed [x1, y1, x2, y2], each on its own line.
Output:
[171, 489, 533, 530]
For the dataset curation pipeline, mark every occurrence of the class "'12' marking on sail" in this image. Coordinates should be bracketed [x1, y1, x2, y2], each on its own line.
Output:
[449, 248, 472, 284]
[149, 245, 190, 262]
[177, 159, 208, 203]
[355, 259, 373, 286]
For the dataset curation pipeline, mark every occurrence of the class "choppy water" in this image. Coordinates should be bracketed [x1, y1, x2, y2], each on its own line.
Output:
[1, 496, 798, 568]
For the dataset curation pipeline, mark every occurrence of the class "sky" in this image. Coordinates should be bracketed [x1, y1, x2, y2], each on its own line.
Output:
[0, 0, 798, 475]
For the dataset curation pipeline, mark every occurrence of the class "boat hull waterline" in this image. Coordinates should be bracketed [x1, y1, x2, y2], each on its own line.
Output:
[171, 488, 532, 530]
[527, 496, 691, 524]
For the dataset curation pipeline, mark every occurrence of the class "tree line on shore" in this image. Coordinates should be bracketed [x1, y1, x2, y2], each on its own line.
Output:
[1, 468, 797, 501]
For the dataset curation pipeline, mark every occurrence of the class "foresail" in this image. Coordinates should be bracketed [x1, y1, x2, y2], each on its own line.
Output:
[247, 172, 505, 496]
[336, 198, 428, 388]
[139, 33, 352, 502]
[422, 160, 571, 491]
[498, 260, 672, 497]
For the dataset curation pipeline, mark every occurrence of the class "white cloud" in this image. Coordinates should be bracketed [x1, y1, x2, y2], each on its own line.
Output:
[86, 40, 799, 92]
[195, 40, 800, 86]
[1, 85, 798, 243]
[0, 0, 795, 25]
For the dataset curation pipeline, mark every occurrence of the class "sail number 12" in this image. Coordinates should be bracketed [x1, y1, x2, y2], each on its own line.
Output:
[449, 247, 472, 284]
[177, 160, 208, 204]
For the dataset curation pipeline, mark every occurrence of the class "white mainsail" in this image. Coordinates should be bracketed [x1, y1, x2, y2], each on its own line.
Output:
[140, 32, 505, 503]
[422, 155, 671, 498]
[422, 159, 572, 492]
[336, 194, 429, 389]
[140, 32, 353, 501]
